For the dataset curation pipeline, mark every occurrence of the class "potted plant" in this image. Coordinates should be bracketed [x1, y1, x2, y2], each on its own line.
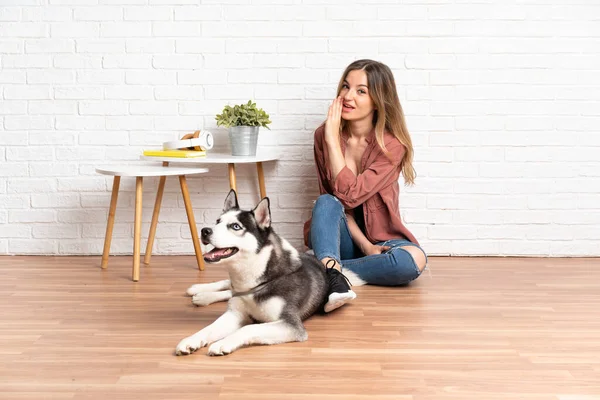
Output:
[215, 100, 272, 156]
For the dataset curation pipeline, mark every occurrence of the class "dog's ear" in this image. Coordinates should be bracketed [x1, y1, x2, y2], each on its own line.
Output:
[223, 189, 239, 212]
[253, 197, 271, 230]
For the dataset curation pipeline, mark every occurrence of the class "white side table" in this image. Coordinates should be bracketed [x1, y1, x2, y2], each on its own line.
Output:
[140, 151, 280, 198]
[96, 165, 209, 282]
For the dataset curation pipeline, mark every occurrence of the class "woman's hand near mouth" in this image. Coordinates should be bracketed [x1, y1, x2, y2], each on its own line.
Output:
[324, 96, 347, 180]
[325, 96, 343, 145]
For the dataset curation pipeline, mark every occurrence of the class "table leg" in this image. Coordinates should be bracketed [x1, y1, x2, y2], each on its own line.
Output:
[256, 162, 266, 199]
[133, 176, 143, 282]
[145, 161, 168, 265]
[145, 175, 166, 265]
[101, 176, 120, 269]
[179, 175, 205, 271]
[228, 163, 237, 192]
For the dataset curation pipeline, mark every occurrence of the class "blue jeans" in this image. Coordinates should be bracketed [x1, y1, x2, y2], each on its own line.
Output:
[308, 194, 427, 286]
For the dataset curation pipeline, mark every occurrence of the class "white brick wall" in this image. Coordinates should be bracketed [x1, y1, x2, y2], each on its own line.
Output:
[1, 0, 599, 257]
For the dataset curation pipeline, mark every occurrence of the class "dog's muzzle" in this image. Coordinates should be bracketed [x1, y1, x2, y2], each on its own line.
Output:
[200, 227, 239, 263]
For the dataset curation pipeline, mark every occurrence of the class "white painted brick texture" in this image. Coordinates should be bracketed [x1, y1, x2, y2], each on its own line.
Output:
[1, 1, 599, 257]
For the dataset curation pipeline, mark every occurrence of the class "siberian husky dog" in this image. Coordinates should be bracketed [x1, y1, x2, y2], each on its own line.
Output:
[175, 190, 328, 356]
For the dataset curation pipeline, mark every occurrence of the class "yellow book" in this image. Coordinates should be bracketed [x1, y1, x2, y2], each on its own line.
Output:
[143, 149, 206, 158]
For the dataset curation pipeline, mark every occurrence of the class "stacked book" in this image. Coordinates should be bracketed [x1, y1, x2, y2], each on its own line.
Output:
[142, 149, 206, 158]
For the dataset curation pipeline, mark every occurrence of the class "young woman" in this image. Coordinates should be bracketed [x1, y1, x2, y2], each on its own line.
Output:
[303, 59, 428, 313]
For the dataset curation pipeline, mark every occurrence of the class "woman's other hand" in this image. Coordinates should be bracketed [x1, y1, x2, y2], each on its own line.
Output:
[361, 243, 391, 256]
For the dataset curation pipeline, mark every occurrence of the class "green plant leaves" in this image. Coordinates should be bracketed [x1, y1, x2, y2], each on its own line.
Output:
[215, 100, 272, 129]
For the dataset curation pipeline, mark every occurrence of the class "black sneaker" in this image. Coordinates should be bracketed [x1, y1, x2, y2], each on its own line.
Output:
[324, 260, 357, 313]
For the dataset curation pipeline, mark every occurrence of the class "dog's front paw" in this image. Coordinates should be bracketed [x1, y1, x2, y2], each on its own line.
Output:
[192, 292, 216, 307]
[186, 284, 209, 297]
[175, 335, 206, 356]
[207, 339, 237, 356]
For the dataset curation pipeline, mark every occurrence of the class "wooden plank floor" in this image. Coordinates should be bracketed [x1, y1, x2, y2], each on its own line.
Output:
[0, 256, 599, 400]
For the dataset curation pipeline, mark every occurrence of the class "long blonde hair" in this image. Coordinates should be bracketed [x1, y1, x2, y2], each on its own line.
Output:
[336, 59, 416, 185]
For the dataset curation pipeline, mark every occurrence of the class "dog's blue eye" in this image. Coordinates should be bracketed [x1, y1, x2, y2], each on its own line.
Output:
[231, 223, 242, 231]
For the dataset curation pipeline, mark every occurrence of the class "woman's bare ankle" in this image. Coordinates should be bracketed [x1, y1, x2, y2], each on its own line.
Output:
[321, 257, 342, 272]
